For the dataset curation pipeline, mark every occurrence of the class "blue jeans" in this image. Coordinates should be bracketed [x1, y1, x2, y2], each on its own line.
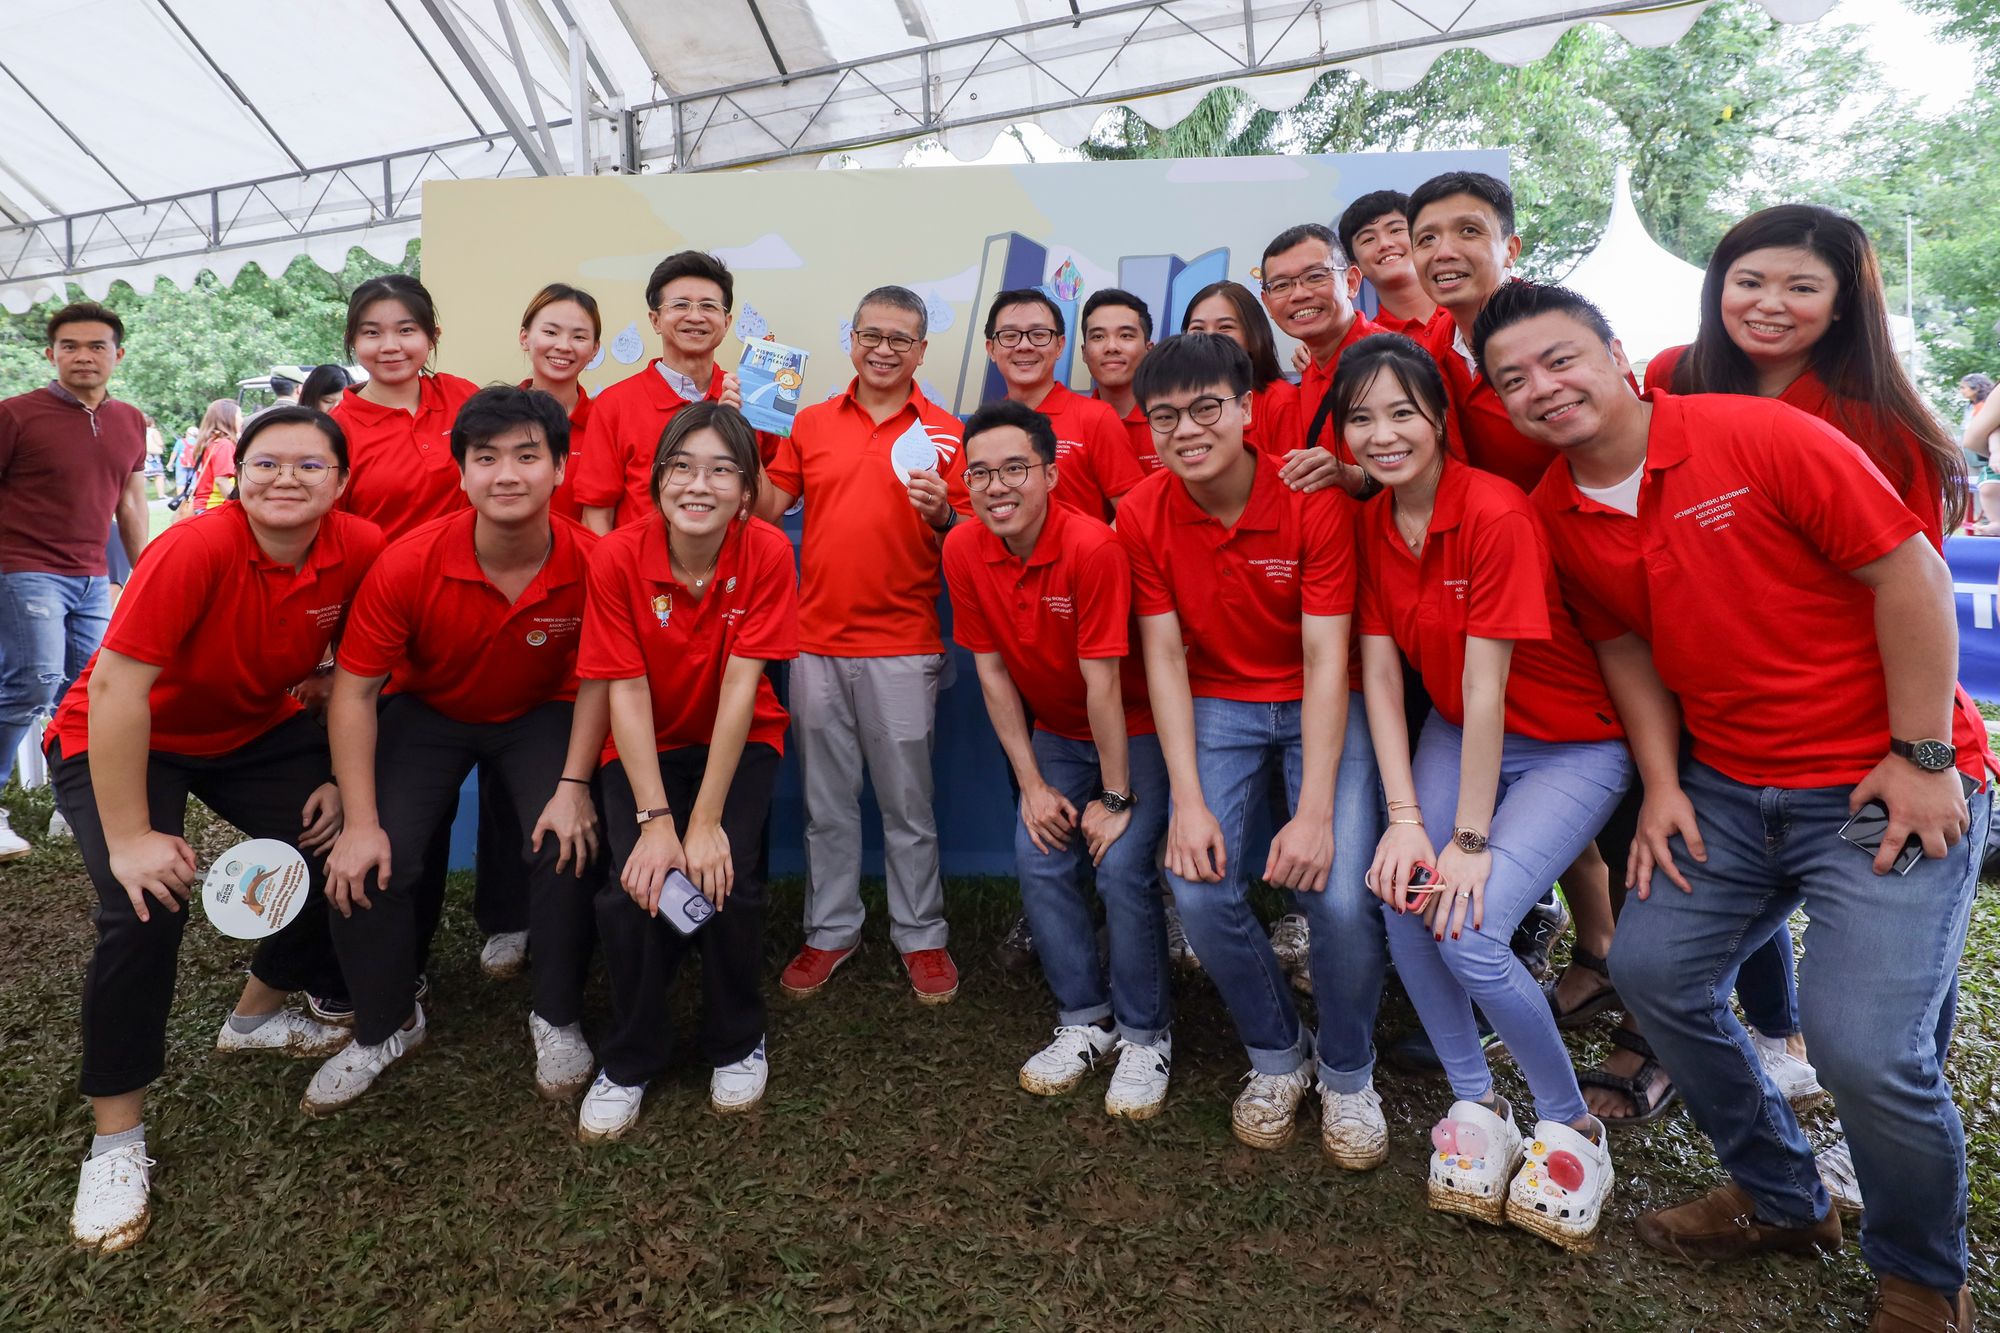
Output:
[1610, 759, 1988, 1292]
[1164, 692, 1386, 1090]
[1015, 731, 1172, 1045]
[0, 571, 108, 786]
[1385, 713, 1632, 1126]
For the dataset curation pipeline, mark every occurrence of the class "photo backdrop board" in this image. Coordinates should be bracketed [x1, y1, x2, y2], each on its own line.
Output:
[426, 150, 1509, 877]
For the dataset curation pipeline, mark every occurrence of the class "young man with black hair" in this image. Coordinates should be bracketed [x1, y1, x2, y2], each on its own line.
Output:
[0, 301, 150, 859]
[944, 399, 1173, 1116]
[1482, 280, 1987, 1333]
[1256, 223, 1388, 496]
[267, 373, 301, 409]
[575, 251, 770, 533]
[1079, 289, 1159, 472]
[1121, 332, 1389, 1162]
[984, 289, 1146, 522]
[1335, 190, 1441, 338]
[310, 385, 607, 1113]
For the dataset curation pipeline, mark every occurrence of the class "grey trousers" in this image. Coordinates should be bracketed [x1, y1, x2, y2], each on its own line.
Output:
[794, 651, 949, 952]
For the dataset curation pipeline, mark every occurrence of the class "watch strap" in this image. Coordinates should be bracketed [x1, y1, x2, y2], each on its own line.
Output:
[635, 806, 672, 826]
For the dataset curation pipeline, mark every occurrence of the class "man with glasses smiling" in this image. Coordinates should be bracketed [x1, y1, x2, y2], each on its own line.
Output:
[985, 288, 1145, 523]
[1257, 223, 1387, 496]
[760, 286, 971, 1006]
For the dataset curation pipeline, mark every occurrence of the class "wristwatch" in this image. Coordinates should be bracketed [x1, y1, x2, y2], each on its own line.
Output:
[635, 806, 673, 827]
[1097, 788, 1135, 814]
[1891, 737, 1957, 773]
[1452, 827, 1489, 855]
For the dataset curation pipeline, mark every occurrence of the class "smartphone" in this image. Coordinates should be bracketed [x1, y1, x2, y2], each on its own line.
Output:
[657, 868, 716, 935]
[1401, 861, 1440, 906]
[1836, 771, 1980, 875]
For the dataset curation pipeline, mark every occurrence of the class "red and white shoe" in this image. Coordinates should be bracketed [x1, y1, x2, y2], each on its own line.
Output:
[903, 948, 959, 1005]
[1427, 1098, 1523, 1224]
[779, 944, 857, 999]
[1506, 1116, 1613, 1251]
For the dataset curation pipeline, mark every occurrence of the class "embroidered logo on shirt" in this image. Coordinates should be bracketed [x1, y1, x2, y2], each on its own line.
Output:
[1443, 578, 1468, 602]
[1247, 557, 1297, 585]
[307, 602, 346, 629]
[1041, 594, 1074, 618]
[725, 576, 737, 593]
[1671, 487, 1749, 532]
[651, 593, 673, 627]
[526, 630, 548, 646]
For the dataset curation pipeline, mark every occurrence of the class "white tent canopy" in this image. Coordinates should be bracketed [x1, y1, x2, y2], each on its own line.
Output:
[0, 0, 1836, 311]
[1559, 164, 1709, 369]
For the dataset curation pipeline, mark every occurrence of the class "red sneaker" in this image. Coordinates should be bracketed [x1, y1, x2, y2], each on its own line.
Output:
[902, 948, 959, 1005]
[780, 944, 856, 999]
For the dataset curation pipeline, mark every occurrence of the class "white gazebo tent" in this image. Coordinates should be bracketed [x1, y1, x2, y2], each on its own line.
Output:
[0, 0, 1838, 311]
[1558, 164, 1709, 374]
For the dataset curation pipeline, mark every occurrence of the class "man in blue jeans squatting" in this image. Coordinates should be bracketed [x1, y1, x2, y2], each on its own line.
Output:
[1482, 280, 1989, 1333]
[1117, 332, 1390, 1166]
[0, 301, 150, 858]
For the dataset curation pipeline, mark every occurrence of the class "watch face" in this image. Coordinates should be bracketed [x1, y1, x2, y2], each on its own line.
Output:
[1454, 829, 1487, 854]
[1914, 740, 1957, 771]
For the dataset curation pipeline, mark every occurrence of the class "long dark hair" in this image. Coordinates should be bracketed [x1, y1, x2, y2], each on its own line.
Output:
[1331, 333, 1451, 491]
[1181, 281, 1286, 392]
[1675, 204, 1966, 527]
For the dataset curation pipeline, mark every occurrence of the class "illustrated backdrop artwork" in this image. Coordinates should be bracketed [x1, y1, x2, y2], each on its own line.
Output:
[425, 150, 1509, 876]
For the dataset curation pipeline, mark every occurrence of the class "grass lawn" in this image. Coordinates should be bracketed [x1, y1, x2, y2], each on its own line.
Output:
[0, 783, 1993, 1330]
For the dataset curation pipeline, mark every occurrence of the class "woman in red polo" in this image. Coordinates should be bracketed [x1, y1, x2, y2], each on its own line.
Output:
[519, 283, 602, 523]
[574, 402, 798, 1142]
[51, 406, 385, 1253]
[1339, 333, 1630, 1251]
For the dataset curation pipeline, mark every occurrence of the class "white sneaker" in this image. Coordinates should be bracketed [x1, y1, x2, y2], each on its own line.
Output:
[711, 1038, 769, 1113]
[1269, 914, 1310, 974]
[1019, 1023, 1117, 1095]
[1427, 1098, 1524, 1224]
[46, 807, 72, 842]
[1320, 1079, 1388, 1170]
[71, 1143, 155, 1252]
[1104, 1035, 1171, 1119]
[1817, 1126, 1864, 1213]
[0, 808, 30, 862]
[1231, 1062, 1314, 1150]
[480, 930, 529, 979]
[578, 1072, 646, 1142]
[530, 1013, 594, 1099]
[1749, 1030, 1825, 1111]
[1506, 1117, 1614, 1252]
[300, 1004, 427, 1115]
[1164, 900, 1200, 972]
[214, 1009, 351, 1059]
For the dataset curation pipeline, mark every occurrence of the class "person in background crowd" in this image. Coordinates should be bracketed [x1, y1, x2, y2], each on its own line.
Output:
[1080, 289, 1159, 471]
[268, 373, 300, 409]
[0, 301, 149, 861]
[1340, 332, 1624, 1251]
[174, 423, 201, 496]
[1487, 278, 1987, 1333]
[576, 403, 797, 1140]
[946, 399, 1173, 1116]
[142, 415, 167, 500]
[177, 399, 243, 523]
[984, 289, 1146, 523]
[1257, 222, 1389, 490]
[574, 251, 770, 534]
[1183, 279, 1293, 458]
[1121, 333, 1389, 1166]
[52, 405, 381, 1252]
[299, 364, 352, 415]
[759, 285, 968, 1005]
[1962, 374, 1998, 529]
[1337, 190, 1444, 339]
[519, 283, 602, 525]
[309, 386, 603, 1114]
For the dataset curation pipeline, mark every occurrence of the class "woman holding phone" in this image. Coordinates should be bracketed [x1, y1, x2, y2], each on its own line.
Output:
[574, 402, 799, 1141]
[1339, 334, 1630, 1251]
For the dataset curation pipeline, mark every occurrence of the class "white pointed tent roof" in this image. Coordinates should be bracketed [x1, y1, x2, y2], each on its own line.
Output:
[1558, 165, 1709, 369]
[0, 0, 1837, 311]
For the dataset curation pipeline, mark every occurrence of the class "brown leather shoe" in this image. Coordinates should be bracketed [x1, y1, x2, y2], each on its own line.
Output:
[1634, 1182, 1841, 1263]
[1870, 1275, 1972, 1331]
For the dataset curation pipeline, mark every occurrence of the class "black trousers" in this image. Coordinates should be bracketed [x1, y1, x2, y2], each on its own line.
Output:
[472, 763, 530, 934]
[55, 716, 345, 1098]
[329, 695, 598, 1045]
[596, 743, 778, 1084]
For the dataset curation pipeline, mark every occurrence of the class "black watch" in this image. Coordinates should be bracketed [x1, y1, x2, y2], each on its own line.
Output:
[1097, 788, 1134, 814]
[1891, 737, 1957, 773]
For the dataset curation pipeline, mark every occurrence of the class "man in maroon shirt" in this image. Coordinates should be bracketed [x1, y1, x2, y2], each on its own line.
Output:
[0, 301, 148, 859]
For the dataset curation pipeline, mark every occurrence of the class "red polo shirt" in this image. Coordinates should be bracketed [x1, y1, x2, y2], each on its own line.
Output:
[518, 380, 593, 524]
[0, 384, 146, 576]
[1644, 344, 1947, 550]
[579, 514, 797, 759]
[1250, 377, 1297, 455]
[1032, 382, 1146, 522]
[1529, 460, 1651, 644]
[1118, 448, 1357, 703]
[767, 381, 969, 657]
[337, 510, 596, 724]
[48, 505, 384, 758]
[572, 361, 780, 527]
[1424, 317, 1558, 494]
[1359, 463, 1621, 744]
[1291, 314, 1392, 461]
[1374, 306, 1451, 341]
[943, 502, 1153, 741]
[330, 373, 480, 541]
[1566, 391, 1983, 787]
[1094, 390, 1161, 474]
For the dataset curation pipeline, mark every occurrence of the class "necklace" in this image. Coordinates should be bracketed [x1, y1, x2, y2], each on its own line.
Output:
[1394, 506, 1429, 554]
[670, 540, 722, 590]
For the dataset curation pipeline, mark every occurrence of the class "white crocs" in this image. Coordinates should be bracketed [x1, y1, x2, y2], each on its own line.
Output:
[1427, 1098, 1524, 1224]
[1506, 1116, 1613, 1251]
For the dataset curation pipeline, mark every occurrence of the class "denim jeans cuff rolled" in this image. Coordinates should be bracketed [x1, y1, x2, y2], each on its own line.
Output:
[1055, 1001, 1113, 1029]
[1317, 1059, 1374, 1095]
[1246, 1033, 1314, 1077]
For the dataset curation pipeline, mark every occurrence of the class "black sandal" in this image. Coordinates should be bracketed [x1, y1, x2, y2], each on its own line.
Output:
[1578, 1027, 1680, 1128]
[1543, 945, 1622, 1030]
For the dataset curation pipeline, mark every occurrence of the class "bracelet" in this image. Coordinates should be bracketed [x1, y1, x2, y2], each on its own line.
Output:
[1389, 817, 1425, 828]
[1386, 799, 1419, 810]
[558, 776, 590, 786]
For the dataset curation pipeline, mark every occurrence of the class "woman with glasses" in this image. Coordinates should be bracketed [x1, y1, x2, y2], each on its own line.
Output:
[576, 403, 801, 1140]
[53, 405, 384, 1252]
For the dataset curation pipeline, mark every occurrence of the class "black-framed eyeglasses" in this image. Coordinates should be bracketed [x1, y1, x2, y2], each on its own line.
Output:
[853, 329, 920, 353]
[1145, 394, 1240, 434]
[964, 460, 1049, 492]
[242, 457, 335, 486]
[991, 327, 1059, 349]
[1259, 266, 1340, 298]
